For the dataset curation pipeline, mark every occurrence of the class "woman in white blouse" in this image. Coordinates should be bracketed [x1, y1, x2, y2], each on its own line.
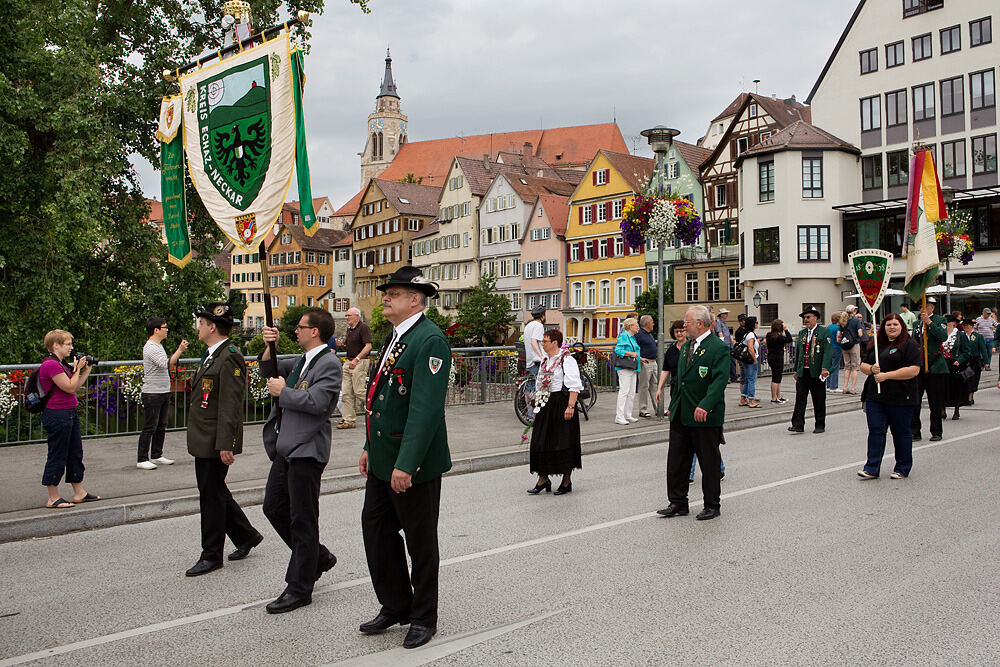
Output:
[527, 329, 583, 496]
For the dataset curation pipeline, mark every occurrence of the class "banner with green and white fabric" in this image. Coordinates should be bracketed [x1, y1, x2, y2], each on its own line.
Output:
[157, 94, 191, 267]
[179, 34, 298, 252]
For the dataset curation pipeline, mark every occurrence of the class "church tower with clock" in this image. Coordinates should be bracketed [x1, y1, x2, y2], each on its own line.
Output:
[360, 48, 408, 187]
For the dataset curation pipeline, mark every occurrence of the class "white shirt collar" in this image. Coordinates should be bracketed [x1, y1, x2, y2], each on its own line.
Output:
[206, 338, 228, 357]
[392, 311, 423, 339]
[691, 329, 712, 351]
[302, 344, 326, 368]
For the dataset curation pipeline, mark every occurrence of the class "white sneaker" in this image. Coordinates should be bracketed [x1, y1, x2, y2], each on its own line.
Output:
[627, 417, 639, 423]
[151, 457, 175, 465]
[614, 418, 629, 425]
[137, 461, 157, 470]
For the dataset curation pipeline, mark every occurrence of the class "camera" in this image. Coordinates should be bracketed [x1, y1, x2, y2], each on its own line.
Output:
[73, 352, 100, 366]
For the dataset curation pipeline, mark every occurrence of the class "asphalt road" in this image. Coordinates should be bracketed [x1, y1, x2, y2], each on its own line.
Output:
[2, 389, 999, 666]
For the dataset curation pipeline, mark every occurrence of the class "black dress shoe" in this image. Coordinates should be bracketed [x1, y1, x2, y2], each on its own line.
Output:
[787, 426, 804, 433]
[266, 591, 312, 614]
[930, 434, 943, 441]
[813, 427, 825, 434]
[656, 503, 689, 517]
[912, 433, 922, 441]
[403, 624, 436, 649]
[228, 532, 263, 561]
[185, 559, 222, 577]
[359, 613, 408, 634]
[315, 552, 337, 581]
[553, 481, 572, 496]
[527, 479, 551, 494]
[696, 507, 721, 521]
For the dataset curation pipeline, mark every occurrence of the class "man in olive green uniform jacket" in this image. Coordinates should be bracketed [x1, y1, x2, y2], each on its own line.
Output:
[184, 303, 262, 577]
[910, 298, 948, 441]
[658, 305, 729, 521]
[789, 306, 834, 434]
[358, 267, 451, 650]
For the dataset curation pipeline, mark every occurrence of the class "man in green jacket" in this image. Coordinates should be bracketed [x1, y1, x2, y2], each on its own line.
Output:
[657, 305, 729, 521]
[184, 302, 262, 577]
[358, 266, 451, 650]
[788, 306, 833, 434]
[910, 297, 948, 441]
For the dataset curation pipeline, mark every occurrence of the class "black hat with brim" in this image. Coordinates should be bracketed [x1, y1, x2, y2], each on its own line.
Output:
[799, 306, 821, 318]
[376, 266, 439, 297]
[961, 318, 975, 326]
[196, 302, 235, 327]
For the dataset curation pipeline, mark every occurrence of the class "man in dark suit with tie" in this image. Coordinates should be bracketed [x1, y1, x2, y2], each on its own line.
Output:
[184, 303, 263, 577]
[258, 308, 342, 613]
[657, 305, 729, 521]
[788, 306, 833, 434]
[910, 297, 948, 441]
[358, 266, 452, 649]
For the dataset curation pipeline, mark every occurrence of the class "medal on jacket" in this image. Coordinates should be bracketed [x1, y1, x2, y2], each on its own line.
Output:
[200, 378, 213, 408]
[392, 368, 407, 395]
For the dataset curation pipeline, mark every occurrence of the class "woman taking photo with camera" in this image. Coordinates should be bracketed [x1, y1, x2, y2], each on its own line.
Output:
[527, 329, 583, 496]
[39, 330, 101, 509]
[857, 313, 921, 480]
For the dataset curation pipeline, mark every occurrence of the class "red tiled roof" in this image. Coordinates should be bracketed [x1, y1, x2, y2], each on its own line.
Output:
[411, 221, 439, 240]
[372, 179, 441, 217]
[145, 199, 163, 223]
[376, 122, 627, 186]
[333, 234, 353, 247]
[506, 174, 577, 204]
[334, 190, 364, 217]
[737, 120, 859, 164]
[701, 93, 812, 170]
[536, 193, 571, 237]
[673, 140, 711, 173]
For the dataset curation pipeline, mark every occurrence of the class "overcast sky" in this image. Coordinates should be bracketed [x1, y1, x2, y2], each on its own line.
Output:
[136, 0, 860, 211]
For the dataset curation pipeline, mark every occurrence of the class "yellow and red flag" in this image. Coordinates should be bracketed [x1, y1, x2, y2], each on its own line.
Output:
[903, 149, 946, 301]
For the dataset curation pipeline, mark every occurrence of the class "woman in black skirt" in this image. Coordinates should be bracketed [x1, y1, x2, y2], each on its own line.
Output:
[941, 314, 970, 419]
[765, 319, 793, 403]
[527, 329, 583, 496]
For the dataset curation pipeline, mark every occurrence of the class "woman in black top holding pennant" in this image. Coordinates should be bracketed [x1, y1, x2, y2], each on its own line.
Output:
[857, 313, 921, 480]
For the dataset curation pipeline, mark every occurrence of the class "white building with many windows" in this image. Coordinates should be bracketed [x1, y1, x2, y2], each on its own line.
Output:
[807, 0, 999, 314]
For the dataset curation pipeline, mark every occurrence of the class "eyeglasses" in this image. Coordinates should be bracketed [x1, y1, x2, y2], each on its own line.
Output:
[295, 324, 317, 330]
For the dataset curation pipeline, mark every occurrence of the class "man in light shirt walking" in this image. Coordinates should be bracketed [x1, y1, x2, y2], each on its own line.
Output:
[137, 317, 188, 470]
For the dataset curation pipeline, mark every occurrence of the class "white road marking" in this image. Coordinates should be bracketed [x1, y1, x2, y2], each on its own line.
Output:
[324, 608, 567, 666]
[3, 424, 997, 666]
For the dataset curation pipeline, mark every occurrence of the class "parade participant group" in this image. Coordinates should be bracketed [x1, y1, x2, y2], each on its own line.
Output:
[33, 262, 996, 649]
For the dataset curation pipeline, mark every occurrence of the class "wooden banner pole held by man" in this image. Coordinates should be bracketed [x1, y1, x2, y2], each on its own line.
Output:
[257, 239, 278, 377]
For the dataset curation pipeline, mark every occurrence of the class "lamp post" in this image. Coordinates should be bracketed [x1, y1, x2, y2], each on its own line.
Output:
[641, 125, 680, 419]
[942, 187, 955, 313]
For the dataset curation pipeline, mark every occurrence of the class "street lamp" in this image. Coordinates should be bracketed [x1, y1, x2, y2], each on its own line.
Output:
[942, 186, 955, 313]
[641, 126, 680, 420]
[752, 290, 768, 309]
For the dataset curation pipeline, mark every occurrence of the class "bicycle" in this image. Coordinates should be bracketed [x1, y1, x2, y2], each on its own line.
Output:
[514, 342, 597, 427]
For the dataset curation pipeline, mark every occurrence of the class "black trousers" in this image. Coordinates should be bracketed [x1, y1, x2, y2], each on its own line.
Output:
[262, 455, 333, 597]
[791, 374, 827, 429]
[137, 392, 170, 462]
[911, 373, 945, 437]
[194, 457, 259, 563]
[666, 421, 722, 510]
[361, 475, 441, 627]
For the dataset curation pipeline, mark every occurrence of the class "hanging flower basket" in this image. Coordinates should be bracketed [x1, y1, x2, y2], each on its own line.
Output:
[621, 196, 702, 249]
[936, 231, 975, 266]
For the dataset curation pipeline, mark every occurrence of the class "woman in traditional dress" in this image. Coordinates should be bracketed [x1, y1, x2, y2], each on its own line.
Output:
[527, 329, 583, 496]
[960, 318, 989, 406]
[941, 314, 970, 420]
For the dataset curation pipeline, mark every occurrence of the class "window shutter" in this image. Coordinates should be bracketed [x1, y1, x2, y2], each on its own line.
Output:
[624, 242, 631, 255]
[605, 201, 612, 219]
[605, 318, 612, 337]
[578, 241, 585, 258]
[592, 319, 598, 338]
[592, 171, 598, 185]
[578, 207, 584, 223]
[728, 182, 737, 207]
[566, 244, 572, 262]
[590, 204, 597, 221]
[608, 238, 615, 258]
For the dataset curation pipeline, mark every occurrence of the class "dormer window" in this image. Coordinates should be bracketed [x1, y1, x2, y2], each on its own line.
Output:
[748, 103, 758, 118]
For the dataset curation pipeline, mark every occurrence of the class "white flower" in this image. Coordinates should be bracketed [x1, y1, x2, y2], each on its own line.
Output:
[646, 199, 678, 245]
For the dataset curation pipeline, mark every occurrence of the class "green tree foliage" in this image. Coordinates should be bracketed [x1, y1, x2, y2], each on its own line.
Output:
[397, 173, 423, 184]
[634, 283, 673, 324]
[453, 275, 513, 346]
[368, 302, 390, 348]
[0, 0, 369, 363]
[247, 331, 301, 356]
[424, 305, 451, 332]
[278, 304, 311, 339]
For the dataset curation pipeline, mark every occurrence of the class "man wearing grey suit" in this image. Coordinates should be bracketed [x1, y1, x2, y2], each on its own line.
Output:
[259, 308, 343, 614]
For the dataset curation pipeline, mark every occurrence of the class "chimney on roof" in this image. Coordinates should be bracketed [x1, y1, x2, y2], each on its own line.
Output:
[771, 93, 777, 100]
[483, 154, 490, 171]
[523, 141, 533, 155]
[537, 169, 544, 177]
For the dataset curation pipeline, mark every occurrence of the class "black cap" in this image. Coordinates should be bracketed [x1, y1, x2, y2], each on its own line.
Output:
[195, 302, 235, 326]
[737, 313, 746, 321]
[945, 314, 959, 323]
[530, 305, 546, 318]
[799, 306, 821, 318]
[376, 265, 438, 297]
[961, 317, 975, 326]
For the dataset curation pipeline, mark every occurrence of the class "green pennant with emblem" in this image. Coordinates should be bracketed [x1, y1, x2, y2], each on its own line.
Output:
[848, 249, 894, 315]
[179, 35, 297, 252]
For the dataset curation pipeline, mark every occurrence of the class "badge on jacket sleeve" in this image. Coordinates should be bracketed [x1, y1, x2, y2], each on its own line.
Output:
[429, 357, 443, 374]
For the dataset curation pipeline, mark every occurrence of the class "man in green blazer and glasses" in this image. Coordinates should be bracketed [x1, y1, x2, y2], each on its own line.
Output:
[657, 305, 729, 521]
[788, 305, 833, 434]
[358, 266, 451, 650]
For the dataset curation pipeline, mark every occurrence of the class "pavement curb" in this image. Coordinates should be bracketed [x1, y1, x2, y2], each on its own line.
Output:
[0, 399, 860, 543]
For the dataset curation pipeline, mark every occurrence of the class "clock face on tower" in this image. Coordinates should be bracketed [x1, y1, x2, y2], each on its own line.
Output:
[370, 119, 384, 131]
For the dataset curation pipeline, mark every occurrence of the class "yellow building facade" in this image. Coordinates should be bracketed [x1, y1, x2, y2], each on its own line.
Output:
[563, 150, 653, 344]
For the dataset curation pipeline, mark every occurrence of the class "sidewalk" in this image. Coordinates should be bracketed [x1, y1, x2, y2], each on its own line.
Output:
[0, 370, 953, 542]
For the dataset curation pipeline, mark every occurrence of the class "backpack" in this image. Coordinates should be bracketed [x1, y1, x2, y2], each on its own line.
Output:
[840, 324, 857, 350]
[24, 355, 58, 413]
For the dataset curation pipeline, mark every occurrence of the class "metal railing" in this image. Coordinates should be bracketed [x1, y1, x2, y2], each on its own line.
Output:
[0, 341, 796, 446]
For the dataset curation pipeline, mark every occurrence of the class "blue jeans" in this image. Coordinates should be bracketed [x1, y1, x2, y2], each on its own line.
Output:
[864, 400, 915, 477]
[741, 360, 758, 399]
[41, 408, 85, 486]
[827, 348, 842, 389]
[690, 453, 725, 480]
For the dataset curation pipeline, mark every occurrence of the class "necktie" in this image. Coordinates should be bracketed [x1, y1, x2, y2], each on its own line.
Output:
[367, 333, 396, 410]
[286, 354, 307, 388]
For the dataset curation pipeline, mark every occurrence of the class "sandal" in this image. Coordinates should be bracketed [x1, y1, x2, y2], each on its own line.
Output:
[737, 400, 748, 407]
[73, 493, 101, 503]
[747, 401, 762, 408]
[45, 498, 75, 509]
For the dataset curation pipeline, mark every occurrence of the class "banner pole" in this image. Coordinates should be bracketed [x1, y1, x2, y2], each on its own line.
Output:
[172, 13, 308, 76]
[922, 293, 929, 373]
[872, 308, 881, 394]
[258, 239, 279, 378]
